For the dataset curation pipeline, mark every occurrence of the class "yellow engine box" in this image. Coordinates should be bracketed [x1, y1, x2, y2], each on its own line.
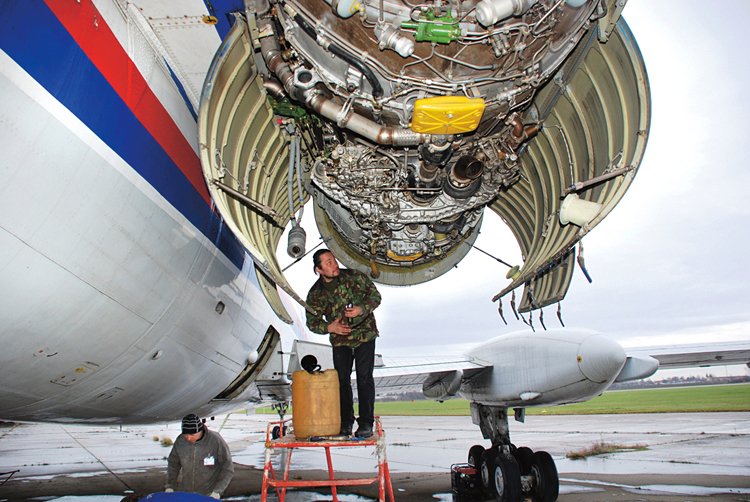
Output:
[410, 96, 486, 134]
[291, 369, 341, 438]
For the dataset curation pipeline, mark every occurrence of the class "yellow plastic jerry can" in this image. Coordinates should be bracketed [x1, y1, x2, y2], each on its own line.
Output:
[291, 369, 341, 438]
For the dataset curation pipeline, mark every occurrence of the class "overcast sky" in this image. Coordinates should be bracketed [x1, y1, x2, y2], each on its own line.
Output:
[279, 0, 750, 375]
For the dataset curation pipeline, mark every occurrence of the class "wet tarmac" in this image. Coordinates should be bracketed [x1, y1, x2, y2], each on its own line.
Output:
[1, 412, 749, 501]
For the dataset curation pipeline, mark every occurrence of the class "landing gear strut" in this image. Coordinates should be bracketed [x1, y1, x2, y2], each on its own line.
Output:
[270, 402, 289, 439]
[465, 403, 559, 501]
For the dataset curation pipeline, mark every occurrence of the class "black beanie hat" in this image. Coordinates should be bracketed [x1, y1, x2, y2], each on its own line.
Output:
[181, 413, 204, 434]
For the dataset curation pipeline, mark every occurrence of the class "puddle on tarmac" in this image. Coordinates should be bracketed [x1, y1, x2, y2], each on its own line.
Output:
[624, 483, 750, 496]
[556, 456, 749, 477]
[242, 445, 750, 477]
[240, 494, 372, 501]
[560, 477, 750, 497]
[558, 484, 605, 495]
[38, 495, 373, 502]
[33, 498, 125, 502]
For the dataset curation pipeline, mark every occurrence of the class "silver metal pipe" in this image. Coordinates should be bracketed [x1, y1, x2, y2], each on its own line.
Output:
[256, 17, 430, 146]
[563, 164, 636, 195]
[257, 19, 302, 101]
[212, 180, 285, 227]
[261, 76, 286, 100]
[305, 91, 427, 146]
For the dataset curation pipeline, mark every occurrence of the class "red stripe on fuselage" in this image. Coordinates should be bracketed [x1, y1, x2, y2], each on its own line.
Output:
[43, 0, 211, 204]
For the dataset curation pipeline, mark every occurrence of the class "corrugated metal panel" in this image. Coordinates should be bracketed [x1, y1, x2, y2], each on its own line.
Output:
[491, 19, 650, 312]
[199, 17, 306, 322]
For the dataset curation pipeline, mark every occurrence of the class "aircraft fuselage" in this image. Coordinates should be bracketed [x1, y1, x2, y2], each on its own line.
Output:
[0, 0, 291, 424]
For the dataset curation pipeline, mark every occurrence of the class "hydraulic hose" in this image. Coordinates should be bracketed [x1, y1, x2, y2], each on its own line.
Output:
[291, 12, 384, 98]
[257, 14, 427, 145]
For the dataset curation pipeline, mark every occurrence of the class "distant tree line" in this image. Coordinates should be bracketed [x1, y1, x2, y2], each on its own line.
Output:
[610, 373, 750, 390]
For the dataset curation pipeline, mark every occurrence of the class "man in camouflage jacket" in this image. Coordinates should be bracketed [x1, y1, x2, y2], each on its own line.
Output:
[305, 249, 381, 438]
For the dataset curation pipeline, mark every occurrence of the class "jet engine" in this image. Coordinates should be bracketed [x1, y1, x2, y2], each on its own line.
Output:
[199, 0, 649, 315]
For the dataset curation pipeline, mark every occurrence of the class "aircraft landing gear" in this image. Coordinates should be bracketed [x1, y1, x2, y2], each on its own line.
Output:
[490, 449, 522, 501]
[528, 450, 559, 502]
[465, 403, 560, 501]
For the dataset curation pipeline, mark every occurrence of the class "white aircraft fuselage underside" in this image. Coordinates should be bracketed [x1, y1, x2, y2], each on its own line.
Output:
[0, 1, 293, 424]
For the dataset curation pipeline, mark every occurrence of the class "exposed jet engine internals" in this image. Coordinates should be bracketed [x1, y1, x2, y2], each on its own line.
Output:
[245, 0, 603, 285]
[203, 0, 648, 311]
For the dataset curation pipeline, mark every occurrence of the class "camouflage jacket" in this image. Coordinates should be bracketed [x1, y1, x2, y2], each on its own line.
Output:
[305, 268, 381, 347]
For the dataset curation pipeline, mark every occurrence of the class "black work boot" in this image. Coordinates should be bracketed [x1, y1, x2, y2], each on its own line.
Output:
[354, 423, 373, 438]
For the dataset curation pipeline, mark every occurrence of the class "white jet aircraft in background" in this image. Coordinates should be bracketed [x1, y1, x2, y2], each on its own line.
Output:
[292, 331, 750, 501]
[3, 1, 747, 500]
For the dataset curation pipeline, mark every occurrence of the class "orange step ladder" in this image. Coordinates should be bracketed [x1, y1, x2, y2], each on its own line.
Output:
[261, 417, 395, 501]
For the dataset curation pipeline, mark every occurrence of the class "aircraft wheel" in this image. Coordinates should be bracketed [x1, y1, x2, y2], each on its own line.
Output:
[529, 450, 559, 502]
[491, 453, 522, 501]
[468, 444, 485, 467]
[512, 446, 535, 475]
[479, 448, 496, 497]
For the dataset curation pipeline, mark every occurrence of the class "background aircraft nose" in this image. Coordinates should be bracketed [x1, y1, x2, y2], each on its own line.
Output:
[577, 335, 627, 383]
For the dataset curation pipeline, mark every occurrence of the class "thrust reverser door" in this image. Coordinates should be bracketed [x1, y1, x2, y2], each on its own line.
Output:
[198, 15, 309, 321]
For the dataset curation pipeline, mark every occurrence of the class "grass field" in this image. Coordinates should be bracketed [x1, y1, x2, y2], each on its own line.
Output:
[255, 383, 750, 416]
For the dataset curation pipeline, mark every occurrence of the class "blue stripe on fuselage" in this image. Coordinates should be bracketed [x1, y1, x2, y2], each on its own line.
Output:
[166, 62, 198, 122]
[0, 1, 245, 269]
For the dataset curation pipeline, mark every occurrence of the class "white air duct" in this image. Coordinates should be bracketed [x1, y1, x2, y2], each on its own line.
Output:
[323, 0, 361, 18]
[475, 0, 537, 28]
[559, 193, 602, 227]
[423, 370, 463, 400]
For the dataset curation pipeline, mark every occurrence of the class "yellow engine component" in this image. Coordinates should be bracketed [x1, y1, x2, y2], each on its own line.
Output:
[410, 96, 486, 134]
[386, 249, 424, 262]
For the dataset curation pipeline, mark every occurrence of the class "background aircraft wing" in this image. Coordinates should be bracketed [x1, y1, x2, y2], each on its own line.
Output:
[373, 356, 492, 394]
[291, 339, 491, 395]
[627, 341, 750, 369]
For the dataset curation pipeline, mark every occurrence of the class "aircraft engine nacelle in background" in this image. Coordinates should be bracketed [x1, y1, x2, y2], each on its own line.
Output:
[422, 369, 464, 401]
[457, 329, 633, 408]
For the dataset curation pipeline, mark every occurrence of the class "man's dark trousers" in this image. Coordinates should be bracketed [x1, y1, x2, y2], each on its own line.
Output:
[332, 338, 376, 430]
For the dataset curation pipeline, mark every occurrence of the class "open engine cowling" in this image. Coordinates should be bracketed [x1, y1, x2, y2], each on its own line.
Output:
[198, 0, 649, 316]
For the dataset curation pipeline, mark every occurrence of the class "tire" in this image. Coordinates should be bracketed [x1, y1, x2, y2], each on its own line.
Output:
[529, 450, 559, 502]
[479, 448, 496, 498]
[513, 446, 535, 475]
[271, 425, 287, 439]
[492, 453, 522, 501]
[468, 444, 486, 467]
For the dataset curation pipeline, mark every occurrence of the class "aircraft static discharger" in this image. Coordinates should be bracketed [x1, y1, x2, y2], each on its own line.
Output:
[6, 1, 748, 501]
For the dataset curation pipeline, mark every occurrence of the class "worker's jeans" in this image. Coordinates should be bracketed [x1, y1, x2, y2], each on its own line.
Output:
[332, 338, 376, 429]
